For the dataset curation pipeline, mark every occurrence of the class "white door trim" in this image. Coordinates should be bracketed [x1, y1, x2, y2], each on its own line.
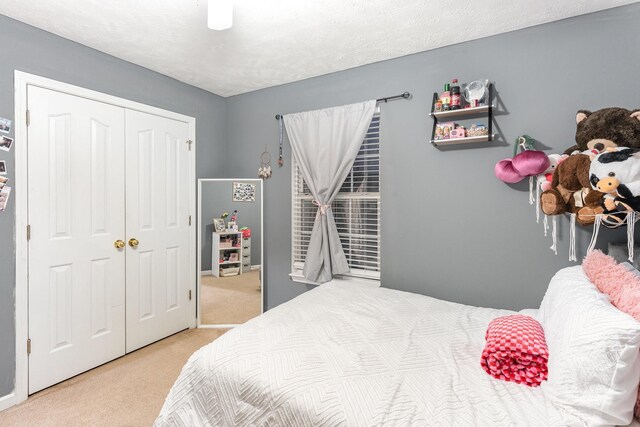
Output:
[196, 178, 264, 328]
[13, 70, 197, 407]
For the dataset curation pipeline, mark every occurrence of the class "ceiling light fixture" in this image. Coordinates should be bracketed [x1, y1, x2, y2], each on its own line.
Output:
[208, 0, 233, 31]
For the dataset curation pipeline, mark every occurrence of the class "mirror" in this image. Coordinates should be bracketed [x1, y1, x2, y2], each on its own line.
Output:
[198, 179, 263, 327]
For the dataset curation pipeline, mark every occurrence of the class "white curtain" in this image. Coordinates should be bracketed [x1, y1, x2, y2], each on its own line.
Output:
[284, 100, 376, 283]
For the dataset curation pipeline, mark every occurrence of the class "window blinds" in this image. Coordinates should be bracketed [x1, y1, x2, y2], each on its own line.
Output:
[292, 113, 381, 280]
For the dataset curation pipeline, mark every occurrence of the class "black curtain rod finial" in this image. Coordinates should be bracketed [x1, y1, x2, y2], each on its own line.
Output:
[275, 114, 283, 120]
[376, 91, 412, 103]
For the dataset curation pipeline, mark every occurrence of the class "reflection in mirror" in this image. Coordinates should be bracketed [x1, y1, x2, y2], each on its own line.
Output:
[198, 179, 263, 327]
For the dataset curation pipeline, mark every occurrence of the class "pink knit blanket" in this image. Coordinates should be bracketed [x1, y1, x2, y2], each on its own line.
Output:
[480, 315, 549, 387]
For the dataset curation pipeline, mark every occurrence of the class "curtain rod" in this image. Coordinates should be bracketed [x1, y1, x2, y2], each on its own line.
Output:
[275, 92, 411, 120]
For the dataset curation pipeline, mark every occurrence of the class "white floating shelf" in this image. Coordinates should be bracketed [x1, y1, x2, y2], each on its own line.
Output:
[431, 135, 494, 146]
[430, 105, 492, 119]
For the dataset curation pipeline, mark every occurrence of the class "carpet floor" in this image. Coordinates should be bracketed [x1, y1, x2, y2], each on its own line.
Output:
[0, 328, 226, 427]
[200, 270, 262, 325]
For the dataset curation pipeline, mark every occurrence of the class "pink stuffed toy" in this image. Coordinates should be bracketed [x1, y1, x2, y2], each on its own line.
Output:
[495, 135, 550, 183]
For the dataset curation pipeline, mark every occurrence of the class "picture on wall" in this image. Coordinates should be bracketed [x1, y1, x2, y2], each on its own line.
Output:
[0, 186, 11, 212]
[0, 160, 6, 174]
[232, 182, 256, 202]
[0, 117, 11, 134]
[0, 135, 13, 152]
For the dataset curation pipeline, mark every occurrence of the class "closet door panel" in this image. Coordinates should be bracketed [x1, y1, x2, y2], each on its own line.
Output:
[27, 86, 126, 393]
[125, 109, 191, 352]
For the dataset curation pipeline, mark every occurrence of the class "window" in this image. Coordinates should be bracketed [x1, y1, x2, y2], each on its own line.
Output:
[291, 112, 381, 282]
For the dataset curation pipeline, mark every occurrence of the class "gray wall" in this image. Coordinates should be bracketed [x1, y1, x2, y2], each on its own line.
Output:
[200, 180, 262, 271]
[0, 16, 226, 396]
[2, 1, 640, 403]
[224, 4, 640, 311]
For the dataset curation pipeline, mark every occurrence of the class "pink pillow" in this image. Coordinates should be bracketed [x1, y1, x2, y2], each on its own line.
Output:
[582, 250, 640, 419]
[582, 250, 640, 318]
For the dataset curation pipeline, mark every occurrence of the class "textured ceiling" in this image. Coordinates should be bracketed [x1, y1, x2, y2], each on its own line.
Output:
[0, 0, 637, 97]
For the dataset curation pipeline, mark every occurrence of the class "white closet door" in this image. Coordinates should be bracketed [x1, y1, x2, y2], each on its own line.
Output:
[27, 86, 126, 393]
[125, 109, 191, 352]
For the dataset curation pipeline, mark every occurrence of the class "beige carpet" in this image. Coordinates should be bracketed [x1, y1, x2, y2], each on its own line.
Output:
[0, 328, 226, 427]
[200, 270, 262, 325]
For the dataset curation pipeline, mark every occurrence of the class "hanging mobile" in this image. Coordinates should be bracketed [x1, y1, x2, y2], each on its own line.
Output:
[258, 145, 272, 179]
[278, 117, 284, 167]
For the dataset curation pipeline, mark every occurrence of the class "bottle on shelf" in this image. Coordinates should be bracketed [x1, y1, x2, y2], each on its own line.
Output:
[440, 83, 451, 111]
[450, 79, 461, 110]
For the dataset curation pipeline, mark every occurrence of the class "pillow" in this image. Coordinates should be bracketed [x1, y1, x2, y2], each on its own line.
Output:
[538, 266, 640, 426]
[583, 252, 640, 420]
[582, 250, 640, 322]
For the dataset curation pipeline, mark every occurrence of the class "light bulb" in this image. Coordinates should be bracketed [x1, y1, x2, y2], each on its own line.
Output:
[208, 0, 233, 31]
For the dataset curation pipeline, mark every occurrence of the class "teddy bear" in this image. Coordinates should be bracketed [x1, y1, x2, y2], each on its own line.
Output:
[564, 107, 640, 155]
[589, 147, 640, 227]
[540, 154, 605, 226]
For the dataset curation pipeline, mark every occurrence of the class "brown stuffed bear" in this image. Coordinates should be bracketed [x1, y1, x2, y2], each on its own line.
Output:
[540, 154, 605, 226]
[564, 107, 640, 155]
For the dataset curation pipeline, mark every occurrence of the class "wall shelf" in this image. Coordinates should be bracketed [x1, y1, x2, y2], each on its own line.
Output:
[430, 82, 494, 147]
[430, 134, 495, 146]
[429, 104, 491, 119]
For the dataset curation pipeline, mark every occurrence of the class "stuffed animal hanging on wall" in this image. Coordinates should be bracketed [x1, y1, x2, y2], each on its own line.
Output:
[589, 148, 640, 227]
[565, 107, 640, 155]
[495, 135, 549, 183]
[537, 154, 568, 192]
[539, 154, 605, 226]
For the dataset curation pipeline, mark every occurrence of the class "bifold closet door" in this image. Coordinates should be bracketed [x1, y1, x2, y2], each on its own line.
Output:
[27, 86, 126, 393]
[125, 109, 191, 352]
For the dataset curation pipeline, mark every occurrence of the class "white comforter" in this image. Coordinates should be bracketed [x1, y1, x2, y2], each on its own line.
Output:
[155, 282, 583, 426]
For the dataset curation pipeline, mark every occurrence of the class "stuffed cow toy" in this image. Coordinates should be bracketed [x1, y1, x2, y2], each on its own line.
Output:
[589, 148, 640, 226]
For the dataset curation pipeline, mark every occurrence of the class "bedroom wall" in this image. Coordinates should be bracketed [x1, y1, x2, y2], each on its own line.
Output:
[0, 15, 227, 397]
[200, 181, 262, 272]
[224, 4, 640, 311]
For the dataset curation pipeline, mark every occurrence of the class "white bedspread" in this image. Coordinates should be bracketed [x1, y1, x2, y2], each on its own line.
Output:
[155, 282, 584, 426]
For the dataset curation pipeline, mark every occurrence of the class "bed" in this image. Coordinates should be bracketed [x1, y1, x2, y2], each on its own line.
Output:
[155, 278, 589, 426]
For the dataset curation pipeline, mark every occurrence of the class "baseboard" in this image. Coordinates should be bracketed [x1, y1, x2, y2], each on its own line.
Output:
[0, 391, 16, 412]
[251, 265, 261, 270]
[200, 270, 212, 275]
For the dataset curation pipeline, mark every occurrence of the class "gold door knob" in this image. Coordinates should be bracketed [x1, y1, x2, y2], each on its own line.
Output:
[114, 240, 125, 249]
[128, 238, 139, 248]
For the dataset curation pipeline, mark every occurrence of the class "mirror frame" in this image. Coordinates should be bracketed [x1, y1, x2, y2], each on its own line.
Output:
[197, 178, 264, 328]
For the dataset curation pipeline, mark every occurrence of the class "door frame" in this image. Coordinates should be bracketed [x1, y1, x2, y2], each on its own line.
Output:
[196, 178, 264, 329]
[13, 70, 197, 407]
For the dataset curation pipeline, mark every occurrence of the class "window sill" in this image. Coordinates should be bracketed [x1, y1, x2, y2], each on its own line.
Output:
[289, 272, 381, 287]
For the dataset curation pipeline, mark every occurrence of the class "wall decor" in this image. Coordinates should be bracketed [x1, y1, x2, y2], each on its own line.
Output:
[430, 80, 494, 146]
[0, 186, 11, 212]
[0, 135, 13, 152]
[233, 181, 256, 202]
[258, 145, 272, 179]
[278, 117, 284, 167]
[500, 107, 640, 263]
[0, 160, 6, 174]
[0, 117, 11, 134]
